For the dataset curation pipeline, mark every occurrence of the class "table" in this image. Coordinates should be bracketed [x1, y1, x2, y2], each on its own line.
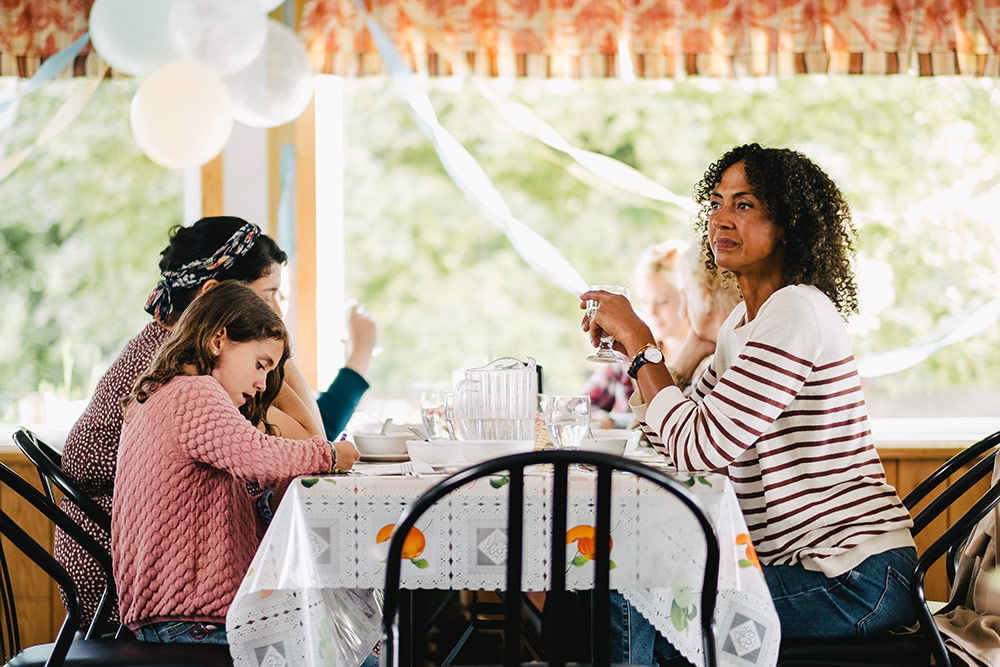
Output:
[226, 462, 780, 667]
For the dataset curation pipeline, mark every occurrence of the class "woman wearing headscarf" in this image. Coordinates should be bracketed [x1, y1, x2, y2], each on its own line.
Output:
[54, 216, 364, 628]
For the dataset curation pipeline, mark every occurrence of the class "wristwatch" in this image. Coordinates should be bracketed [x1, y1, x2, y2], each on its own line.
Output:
[627, 343, 664, 380]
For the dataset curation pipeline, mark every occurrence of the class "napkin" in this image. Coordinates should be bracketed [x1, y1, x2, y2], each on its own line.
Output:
[355, 460, 436, 476]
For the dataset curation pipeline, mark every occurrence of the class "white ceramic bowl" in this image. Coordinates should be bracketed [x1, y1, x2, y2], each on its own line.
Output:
[406, 440, 465, 466]
[461, 439, 535, 463]
[593, 428, 641, 454]
[579, 435, 630, 456]
[352, 431, 410, 456]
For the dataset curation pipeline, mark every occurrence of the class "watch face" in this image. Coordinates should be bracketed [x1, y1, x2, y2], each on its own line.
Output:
[644, 347, 664, 363]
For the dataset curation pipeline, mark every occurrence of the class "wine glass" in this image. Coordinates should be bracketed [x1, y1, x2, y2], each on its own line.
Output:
[542, 394, 591, 450]
[586, 284, 629, 363]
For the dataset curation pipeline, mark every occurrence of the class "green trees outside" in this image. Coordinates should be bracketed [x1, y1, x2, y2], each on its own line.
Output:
[343, 76, 1000, 415]
[0, 80, 180, 418]
[1, 74, 997, 421]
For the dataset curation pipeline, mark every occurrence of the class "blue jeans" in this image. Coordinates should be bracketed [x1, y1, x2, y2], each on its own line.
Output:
[134, 621, 228, 644]
[609, 547, 918, 665]
[134, 622, 379, 667]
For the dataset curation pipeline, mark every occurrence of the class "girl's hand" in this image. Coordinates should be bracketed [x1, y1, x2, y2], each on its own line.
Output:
[334, 439, 361, 470]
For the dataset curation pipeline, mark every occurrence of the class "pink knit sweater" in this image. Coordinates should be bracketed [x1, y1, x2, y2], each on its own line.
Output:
[112, 374, 332, 630]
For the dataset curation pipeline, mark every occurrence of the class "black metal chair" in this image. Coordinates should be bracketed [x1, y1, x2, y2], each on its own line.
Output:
[902, 429, 1000, 584]
[777, 430, 1000, 667]
[0, 461, 233, 667]
[12, 428, 111, 536]
[381, 449, 721, 667]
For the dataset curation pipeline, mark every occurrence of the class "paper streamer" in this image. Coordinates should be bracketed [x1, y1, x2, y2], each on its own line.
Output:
[0, 32, 91, 116]
[0, 71, 105, 183]
[857, 298, 1000, 378]
[356, 0, 1000, 376]
[392, 0, 697, 214]
[349, 0, 588, 296]
[277, 142, 297, 261]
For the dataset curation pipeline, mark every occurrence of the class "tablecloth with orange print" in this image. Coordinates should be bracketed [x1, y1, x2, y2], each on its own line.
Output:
[226, 467, 779, 667]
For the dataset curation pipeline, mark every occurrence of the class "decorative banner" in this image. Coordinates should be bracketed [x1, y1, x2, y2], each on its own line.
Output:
[0, 71, 105, 183]
[0, 32, 90, 116]
[349, 0, 587, 296]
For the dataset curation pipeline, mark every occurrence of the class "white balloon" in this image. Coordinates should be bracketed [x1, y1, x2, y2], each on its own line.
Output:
[89, 0, 178, 76]
[130, 59, 233, 169]
[169, 0, 267, 75]
[226, 20, 315, 128]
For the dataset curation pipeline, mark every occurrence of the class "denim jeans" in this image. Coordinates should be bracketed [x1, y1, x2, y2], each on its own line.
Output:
[609, 547, 919, 666]
[134, 621, 228, 644]
[134, 622, 379, 667]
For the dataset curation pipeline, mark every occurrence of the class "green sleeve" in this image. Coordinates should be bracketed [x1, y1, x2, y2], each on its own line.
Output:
[316, 367, 370, 440]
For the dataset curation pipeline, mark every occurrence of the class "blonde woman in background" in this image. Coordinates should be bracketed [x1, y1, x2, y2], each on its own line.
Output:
[583, 241, 690, 427]
[665, 243, 743, 395]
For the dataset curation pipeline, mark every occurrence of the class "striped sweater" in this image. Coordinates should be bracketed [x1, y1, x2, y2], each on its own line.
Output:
[633, 284, 914, 577]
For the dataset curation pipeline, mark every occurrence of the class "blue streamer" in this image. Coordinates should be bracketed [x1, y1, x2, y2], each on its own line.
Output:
[349, 0, 588, 295]
[277, 143, 297, 261]
[0, 32, 91, 116]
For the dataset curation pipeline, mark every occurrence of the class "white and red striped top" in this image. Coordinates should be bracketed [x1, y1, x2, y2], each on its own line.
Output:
[633, 284, 914, 577]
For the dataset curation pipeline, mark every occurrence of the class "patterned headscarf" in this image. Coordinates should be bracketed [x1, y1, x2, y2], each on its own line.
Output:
[144, 222, 261, 323]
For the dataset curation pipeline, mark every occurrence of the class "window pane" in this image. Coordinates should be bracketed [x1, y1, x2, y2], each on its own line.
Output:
[341, 76, 1000, 421]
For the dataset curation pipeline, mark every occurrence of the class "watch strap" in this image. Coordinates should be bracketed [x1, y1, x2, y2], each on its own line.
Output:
[627, 343, 658, 380]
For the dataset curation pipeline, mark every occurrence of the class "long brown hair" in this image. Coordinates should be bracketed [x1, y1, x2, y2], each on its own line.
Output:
[130, 280, 290, 433]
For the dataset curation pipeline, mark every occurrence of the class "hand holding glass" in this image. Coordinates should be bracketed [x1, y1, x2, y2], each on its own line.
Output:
[542, 394, 591, 450]
[586, 284, 629, 363]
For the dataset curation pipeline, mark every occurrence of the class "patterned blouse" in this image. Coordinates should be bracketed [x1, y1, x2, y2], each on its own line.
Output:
[53, 321, 170, 625]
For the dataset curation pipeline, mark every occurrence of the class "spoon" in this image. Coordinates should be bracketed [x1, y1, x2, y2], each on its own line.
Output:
[408, 425, 430, 441]
[379, 417, 394, 435]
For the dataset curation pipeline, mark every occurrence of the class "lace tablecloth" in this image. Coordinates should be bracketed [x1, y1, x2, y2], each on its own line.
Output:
[226, 466, 780, 667]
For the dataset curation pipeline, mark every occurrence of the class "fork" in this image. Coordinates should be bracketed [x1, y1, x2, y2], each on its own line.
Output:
[399, 462, 420, 477]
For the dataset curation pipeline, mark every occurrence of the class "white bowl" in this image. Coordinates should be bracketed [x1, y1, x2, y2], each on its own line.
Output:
[352, 432, 410, 456]
[593, 428, 641, 454]
[406, 440, 465, 466]
[578, 438, 626, 456]
[461, 439, 535, 463]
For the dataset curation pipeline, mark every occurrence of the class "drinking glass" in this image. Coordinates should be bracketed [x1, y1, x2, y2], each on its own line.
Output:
[542, 394, 591, 450]
[420, 391, 453, 440]
[586, 284, 629, 363]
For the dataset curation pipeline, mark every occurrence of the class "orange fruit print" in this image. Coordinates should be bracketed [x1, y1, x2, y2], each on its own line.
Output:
[376, 524, 426, 560]
[736, 533, 761, 572]
[566, 525, 612, 559]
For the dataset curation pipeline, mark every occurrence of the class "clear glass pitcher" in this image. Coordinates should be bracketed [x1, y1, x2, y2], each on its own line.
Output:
[449, 357, 537, 440]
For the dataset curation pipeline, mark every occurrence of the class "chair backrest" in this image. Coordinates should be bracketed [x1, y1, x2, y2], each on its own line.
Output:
[381, 449, 720, 667]
[0, 461, 118, 641]
[902, 429, 1000, 581]
[0, 479, 84, 667]
[908, 465, 1000, 667]
[12, 428, 111, 535]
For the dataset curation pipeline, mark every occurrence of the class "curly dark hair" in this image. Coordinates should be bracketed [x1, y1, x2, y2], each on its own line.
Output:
[692, 143, 859, 317]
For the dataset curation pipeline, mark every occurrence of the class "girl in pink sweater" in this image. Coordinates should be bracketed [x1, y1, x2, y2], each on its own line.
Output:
[112, 280, 360, 645]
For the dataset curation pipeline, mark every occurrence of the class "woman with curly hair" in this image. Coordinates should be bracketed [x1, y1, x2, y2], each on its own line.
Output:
[581, 144, 916, 664]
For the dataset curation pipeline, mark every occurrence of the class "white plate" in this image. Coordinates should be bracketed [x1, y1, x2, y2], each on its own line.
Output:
[360, 453, 409, 462]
